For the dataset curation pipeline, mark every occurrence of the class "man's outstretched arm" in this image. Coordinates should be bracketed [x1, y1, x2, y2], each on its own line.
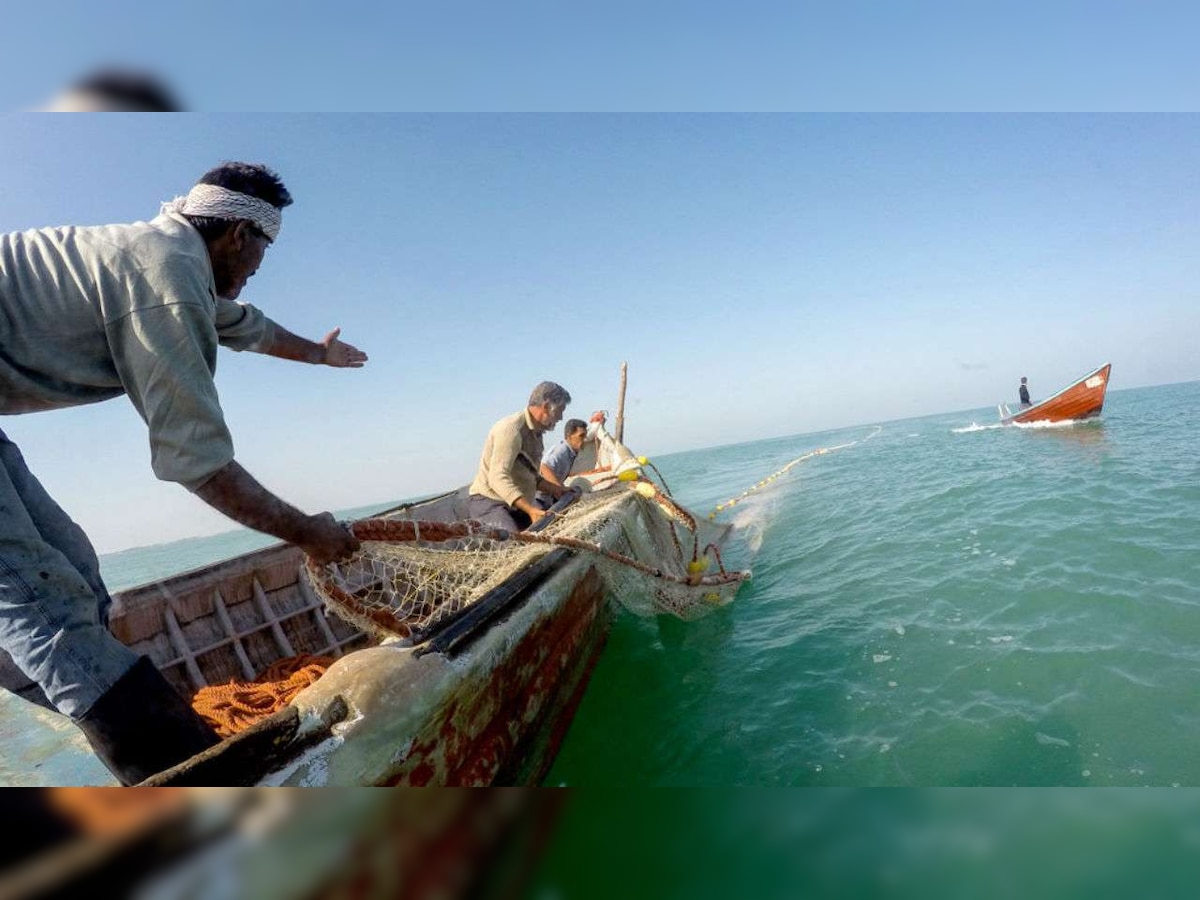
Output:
[194, 461, 359, 564]
[263, 325, 368, 367]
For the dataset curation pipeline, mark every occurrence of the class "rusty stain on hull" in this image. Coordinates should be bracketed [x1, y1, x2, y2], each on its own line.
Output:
[387, 566, 610, 786]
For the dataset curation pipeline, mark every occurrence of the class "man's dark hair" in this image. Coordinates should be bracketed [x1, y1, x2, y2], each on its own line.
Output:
[563, 419, 587, 437]
[529, 381, 571, 409]
[184, 161, 293, 241]
[72, 69, 181, 112]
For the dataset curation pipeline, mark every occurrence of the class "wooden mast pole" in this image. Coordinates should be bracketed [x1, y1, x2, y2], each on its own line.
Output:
[614, 362, 627, 444]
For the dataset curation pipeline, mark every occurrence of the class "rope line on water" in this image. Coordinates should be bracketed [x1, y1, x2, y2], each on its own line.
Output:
[708, 425, 883, 520]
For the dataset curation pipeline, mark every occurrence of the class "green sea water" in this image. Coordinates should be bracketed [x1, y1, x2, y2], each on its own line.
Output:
[99, 380, 1200, 787]
[545, 380, 1200, 787]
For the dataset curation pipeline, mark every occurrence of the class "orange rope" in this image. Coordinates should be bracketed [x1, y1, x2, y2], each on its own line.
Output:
[191, 654, 335, 738]
[47, 787, 190, 835]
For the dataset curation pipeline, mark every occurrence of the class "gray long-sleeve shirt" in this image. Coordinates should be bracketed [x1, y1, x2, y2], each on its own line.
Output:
[0, 210, 276, 489]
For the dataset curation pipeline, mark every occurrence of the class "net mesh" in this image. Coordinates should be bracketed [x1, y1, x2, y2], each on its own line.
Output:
[303, 480, 749, 643]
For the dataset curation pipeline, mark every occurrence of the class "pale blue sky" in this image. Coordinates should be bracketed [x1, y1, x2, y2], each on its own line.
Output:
[3, 2, 1200, 111]
[2, 114, 1198, 551]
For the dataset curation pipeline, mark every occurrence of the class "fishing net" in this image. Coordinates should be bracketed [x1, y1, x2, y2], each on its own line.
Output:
[303, 479, 750, 644]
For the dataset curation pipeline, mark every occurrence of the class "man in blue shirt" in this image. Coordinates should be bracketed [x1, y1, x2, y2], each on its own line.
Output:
[535, 416, 600, 509]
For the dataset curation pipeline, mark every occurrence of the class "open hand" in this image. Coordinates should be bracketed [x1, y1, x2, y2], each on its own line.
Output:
[321, 327, 369, 368]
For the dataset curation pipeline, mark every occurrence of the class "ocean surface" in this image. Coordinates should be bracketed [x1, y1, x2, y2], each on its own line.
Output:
[99, 380, 1200, 786]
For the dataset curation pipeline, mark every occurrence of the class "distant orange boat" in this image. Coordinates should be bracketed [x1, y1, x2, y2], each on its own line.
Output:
[1000, 363, 1112, 425]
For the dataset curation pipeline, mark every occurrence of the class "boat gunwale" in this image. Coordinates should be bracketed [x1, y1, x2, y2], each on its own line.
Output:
[135, 489, 643, 786]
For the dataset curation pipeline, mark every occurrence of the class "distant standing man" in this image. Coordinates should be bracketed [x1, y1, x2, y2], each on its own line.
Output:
[534, 412, 607, 509]
[1019, 377, 1032, 408]
[0, 161, 366, 784]
[469, 382, 574, 531]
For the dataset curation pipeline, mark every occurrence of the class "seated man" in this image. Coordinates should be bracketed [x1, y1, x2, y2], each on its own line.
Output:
[534, 412, 606, 509]
[468, 382, 574, 531]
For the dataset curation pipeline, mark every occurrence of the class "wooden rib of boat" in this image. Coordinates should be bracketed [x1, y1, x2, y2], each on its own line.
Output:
[1000, 363, 1112, 425]
[0, 418, 734, 787]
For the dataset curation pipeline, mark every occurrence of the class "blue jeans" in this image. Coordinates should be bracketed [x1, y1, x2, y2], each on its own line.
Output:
[0, 427, 138, 717]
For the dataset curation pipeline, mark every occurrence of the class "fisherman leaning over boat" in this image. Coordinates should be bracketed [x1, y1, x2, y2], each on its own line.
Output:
[468, 382, 577, 531]
[0, 161, 365, 785]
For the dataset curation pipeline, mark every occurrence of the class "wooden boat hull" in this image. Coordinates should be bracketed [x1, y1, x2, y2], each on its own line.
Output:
[1001, 363, 1112, 425]
[0, 435, 689, 786]
[146, 489, 664, 787]
[0, 494, 629, 787]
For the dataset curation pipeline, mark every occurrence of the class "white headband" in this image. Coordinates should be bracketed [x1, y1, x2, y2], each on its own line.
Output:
[164, 183, 282, 240]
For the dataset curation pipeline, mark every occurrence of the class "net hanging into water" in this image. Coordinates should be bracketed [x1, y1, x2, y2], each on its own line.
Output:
[303, 482, 750, 643]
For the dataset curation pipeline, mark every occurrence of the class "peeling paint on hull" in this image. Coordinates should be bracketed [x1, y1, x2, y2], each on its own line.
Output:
[388, 566, 610, 786]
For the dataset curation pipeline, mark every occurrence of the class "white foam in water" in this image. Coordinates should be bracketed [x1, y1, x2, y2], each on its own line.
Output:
[1035, 732, 1072, 748]
[1012, 418, 1087, 430]
[953, 418, 1088, 434]
[729, 494, 777, 554]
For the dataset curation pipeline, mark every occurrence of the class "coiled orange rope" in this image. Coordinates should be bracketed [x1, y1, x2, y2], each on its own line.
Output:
[191, 654, 335, 738]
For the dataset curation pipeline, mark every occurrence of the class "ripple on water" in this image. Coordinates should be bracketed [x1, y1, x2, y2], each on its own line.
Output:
[543, 384, 1200, 786]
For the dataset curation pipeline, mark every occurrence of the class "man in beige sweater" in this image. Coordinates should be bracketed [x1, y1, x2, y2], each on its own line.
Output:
[0, 161, 365, 784]
[468, 382, 575, 531]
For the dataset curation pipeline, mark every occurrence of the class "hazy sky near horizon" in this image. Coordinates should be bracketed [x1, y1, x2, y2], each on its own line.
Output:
[2, 114, 1198, 552]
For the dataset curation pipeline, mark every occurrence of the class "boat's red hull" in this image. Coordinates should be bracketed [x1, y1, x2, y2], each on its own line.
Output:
[1003, 364, 1112, 425]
